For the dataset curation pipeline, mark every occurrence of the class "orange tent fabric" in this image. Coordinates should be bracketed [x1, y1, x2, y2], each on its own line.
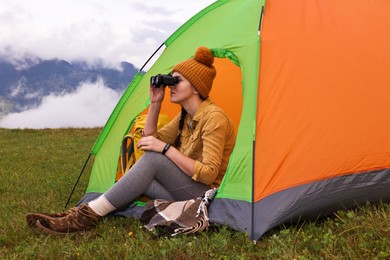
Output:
[255, 0, 390, 201]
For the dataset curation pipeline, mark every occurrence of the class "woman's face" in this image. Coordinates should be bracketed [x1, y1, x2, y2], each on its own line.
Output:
[168, 72, 197, 104]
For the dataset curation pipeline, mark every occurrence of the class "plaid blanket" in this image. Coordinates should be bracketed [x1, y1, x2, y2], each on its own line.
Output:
[140, 188, 217, 237]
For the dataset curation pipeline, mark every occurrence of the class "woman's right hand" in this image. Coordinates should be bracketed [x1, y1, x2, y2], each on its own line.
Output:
[150, 84, 165, 104]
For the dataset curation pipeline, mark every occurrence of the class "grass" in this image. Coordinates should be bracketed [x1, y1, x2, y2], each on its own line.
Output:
[0, 128, 389, 259]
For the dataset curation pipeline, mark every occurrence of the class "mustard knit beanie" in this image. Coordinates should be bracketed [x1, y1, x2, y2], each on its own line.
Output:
[172, 46, 216, 98]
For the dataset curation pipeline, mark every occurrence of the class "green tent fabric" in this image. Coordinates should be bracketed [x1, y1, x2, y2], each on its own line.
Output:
[86, 0, 262, 202]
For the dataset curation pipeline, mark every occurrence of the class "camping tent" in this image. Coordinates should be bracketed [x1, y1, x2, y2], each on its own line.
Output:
[77, 0, 390, 240]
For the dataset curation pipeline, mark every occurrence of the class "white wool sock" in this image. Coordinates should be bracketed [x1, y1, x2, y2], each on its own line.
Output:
[88, 195, 116, 216]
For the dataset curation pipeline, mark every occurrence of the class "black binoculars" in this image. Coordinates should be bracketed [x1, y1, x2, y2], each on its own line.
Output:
[150, 74, 179, 88]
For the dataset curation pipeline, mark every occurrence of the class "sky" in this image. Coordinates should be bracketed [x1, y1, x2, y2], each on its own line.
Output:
[0, 0, 215, 128]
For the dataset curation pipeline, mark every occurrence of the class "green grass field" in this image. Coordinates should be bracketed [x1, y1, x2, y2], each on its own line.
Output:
[1, 128, 389, 259]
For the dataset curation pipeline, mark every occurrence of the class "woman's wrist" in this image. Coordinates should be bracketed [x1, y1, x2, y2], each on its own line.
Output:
[161, 143, 171, 155]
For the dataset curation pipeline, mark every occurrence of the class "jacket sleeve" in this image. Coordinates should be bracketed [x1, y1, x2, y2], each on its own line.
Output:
[153, 113, 180, 144]
[192, 111, 231, 185]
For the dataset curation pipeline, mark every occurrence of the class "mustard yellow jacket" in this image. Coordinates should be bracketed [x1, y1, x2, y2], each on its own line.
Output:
[155, 98, 236, 187]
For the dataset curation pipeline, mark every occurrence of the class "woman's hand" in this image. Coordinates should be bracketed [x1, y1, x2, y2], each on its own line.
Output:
[137, 136, 166, 153]
[138, 136, 196, 177]
[150, 84, 165, 104]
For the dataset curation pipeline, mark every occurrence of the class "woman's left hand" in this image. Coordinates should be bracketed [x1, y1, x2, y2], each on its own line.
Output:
[137, 136, 166, 153]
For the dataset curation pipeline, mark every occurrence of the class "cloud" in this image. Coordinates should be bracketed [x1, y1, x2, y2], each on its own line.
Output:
[0, 0, 215, 68]
[0, 46, 41, 70]
[0, 79, 121, 129]
[0, 0, 215, 128]
[130, 2, 174, 16]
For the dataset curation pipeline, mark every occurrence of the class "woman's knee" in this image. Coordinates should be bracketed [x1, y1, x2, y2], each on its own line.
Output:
[140, 151, 166, 164]
[136, 151, 172, 171]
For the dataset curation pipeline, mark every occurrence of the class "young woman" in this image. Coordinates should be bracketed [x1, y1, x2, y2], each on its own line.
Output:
[26, 46, 236, 235]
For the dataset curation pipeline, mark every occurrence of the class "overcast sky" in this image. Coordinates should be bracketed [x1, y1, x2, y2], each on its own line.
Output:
[0, 0, 215, 129]
[0, 0, 215, 68]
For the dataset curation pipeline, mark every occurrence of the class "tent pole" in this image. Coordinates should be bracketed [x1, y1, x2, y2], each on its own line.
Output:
[63, 153, 92, 210]
[139, 43, 165, 72]
[258, 6, 264, 32]
[251, 140, 256, 242]
[250, 4, 263, 244]
[63, 44, 165, 211]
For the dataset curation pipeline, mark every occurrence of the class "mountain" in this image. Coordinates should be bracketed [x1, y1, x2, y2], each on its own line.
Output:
[0, 57, 138, 114]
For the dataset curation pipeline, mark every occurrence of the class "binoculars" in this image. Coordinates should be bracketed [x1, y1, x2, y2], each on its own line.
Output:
[150, 74, 179, 88]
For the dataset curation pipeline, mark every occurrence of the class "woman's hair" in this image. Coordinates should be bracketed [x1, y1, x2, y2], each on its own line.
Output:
[174, 107, 187, 147]
[174, 94, 205, 147]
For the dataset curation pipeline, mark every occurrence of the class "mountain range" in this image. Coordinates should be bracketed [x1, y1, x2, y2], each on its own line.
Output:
[0, 57, 138, 116]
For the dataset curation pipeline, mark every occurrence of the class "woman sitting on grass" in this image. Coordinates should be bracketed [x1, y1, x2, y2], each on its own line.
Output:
[26, 46, 236, 235]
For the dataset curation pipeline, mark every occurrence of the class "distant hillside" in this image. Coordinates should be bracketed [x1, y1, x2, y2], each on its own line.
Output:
[0, 57, 138, 114]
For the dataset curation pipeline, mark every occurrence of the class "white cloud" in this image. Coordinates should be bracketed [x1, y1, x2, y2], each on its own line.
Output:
[0, 0, 215, 68]
[0, 79, 121, 129]
[0, 0, 215, 128]
[9, 80, 24, 97]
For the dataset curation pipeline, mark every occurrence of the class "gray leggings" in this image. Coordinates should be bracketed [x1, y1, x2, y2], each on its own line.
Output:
[104, 151, 210, 209]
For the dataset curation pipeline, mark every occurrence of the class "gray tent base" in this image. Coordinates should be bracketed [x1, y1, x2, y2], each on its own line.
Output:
[78, 168, 390, 240]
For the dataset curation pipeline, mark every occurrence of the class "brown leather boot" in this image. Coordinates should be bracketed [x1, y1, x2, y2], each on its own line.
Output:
[26, 207, 78, 228]
[35, 204, 101, 235]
